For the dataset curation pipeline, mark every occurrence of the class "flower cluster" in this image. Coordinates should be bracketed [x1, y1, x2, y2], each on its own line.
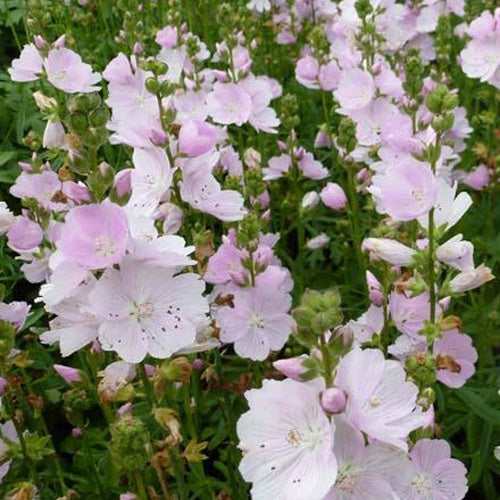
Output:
[0, 0, 497, 498]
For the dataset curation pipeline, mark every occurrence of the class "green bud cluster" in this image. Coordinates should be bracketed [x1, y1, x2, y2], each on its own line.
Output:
[337, 118, 357, 154]
[355, 0, 373, 19]
[426, 85, 458, 133]
[405, 352, 437, 388]
[293, 289, 343, 347]
[403, 50, 425, 99]
[236, 214, 261, 249]
[110, 416, 151, 471]
[279, 94, 300, 132]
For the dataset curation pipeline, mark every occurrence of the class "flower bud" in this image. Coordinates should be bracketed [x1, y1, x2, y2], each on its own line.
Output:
[301, 191, 320, 210]
[54, 364, 82, 385]
[321, 387, 346, 413]
[273, 355, 308, 381]
[320, 183, 347, 211]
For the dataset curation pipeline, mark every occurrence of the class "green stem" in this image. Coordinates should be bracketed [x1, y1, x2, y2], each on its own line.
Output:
[320, 335, 334, 388]
[134, 469, 149, 500]
[346, 160, 364, 276]
[139, 363, 156, 409]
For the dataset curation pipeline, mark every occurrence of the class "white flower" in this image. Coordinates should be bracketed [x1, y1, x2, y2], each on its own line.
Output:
[450, 264, 494, 293]
[361, 238, 415, 266]
[237, 378, 337, 500]
[436, 234, 474, 271]
[88, 258, 208, 363]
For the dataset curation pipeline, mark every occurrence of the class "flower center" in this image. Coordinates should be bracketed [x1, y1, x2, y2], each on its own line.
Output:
[55, 70, 67, 81]
[94, 236, 117, 257]
[131, 302, 155, 320]
[336, 463, 360, 493]
[369, 396, 381, 407]
[412, 473, 431, 494]
[286, 428, 302, 447]
[412, 188, 424, 203]
[248, 313, 265, 329]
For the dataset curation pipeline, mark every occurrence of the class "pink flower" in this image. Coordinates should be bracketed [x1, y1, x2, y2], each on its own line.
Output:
[206, 82, 252, 126]
[434, 329, 477, 388]
[88, 259, 208, 363]
[335, 348, 425, 450]
[178, 120, 218, 156]
[318, 61, 341, 91]
[40, 279, 99, 356]
[180, 160, 246, 222]
[297, 152, 328, 180]
[7, 217, 43, 251]
[366, 271, 383, 306]
[237, 378, 337, 499]
[10, 170, 65, 211]
[394, 439, 468, 499]
[44, 48, 100, 93]
[8, 44, 43, 82]
[334, 69, 375, 110]
[204, 235, 246, 285]
[369, 158, 438, 221]
[128, 147, 172, 216]
[57, 202, 129, 270]
[155, 25, 178, 48]
[0, 202, 14, 235]
[263, 154, 291, 180]
[0, 301, 30, 330]
[323, 415, 412, 499]
[463, 164, 490, 190]
[320, 183, 347, 211]
[54, 364, 82, 385]
[215, 270, 293, 361]
[436, 234, 474, 271]
[295, 55, 319, 89]
[390, 291, 439, 340]
[449, 264, 494, 293]
[346, 305, 384, 345]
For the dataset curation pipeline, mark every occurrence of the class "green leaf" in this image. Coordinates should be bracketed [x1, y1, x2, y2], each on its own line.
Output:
[457, 388, 500, 426]
[0, 151, 14, 166]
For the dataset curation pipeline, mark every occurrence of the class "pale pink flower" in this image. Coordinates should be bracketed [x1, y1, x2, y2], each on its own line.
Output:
[346, 304, 384, 345]
[335, 348, 425, 450]
[215, 270, 293, 360]
[393, 439, 468, 499]
[436, 234, 474, 271]
[180, 160, 246, 222]
[366, 270, 383, 306]
[361, 238, 415, 267]
[10, 170, 65, 211]
[44, 48, 100, 93]
[418, 180, 472, 233]
[178, 120, 218, 156]
[7, 216, 43, 252]
[8, 43, 43, 82]
[237, 378, 337, 500]
[295, 55, 320, 89]
[0, 301, 30, 330]
[463, 164, 490, 190]
[40, 278, 99, 356]
[390, 290, 439, 339]
[368, 158, 438, 221]
[319, 61, 341, 91]
[323, 415, 412, 499]
[321, 388, 346, 414]
[128, 147, 173, 216]
[57, 202, 129, 270]
[434, 329, 477, 388]
[206, 82, 252, 126]
[334, 69, 375, 110]
[297, 152, 328, 180]
[263, 154, 291, 180]
[449, 264, 494, 293]
[155, 25, 178, 48]
[0, 202, 14, 235]
[88, 258, 208, 363]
